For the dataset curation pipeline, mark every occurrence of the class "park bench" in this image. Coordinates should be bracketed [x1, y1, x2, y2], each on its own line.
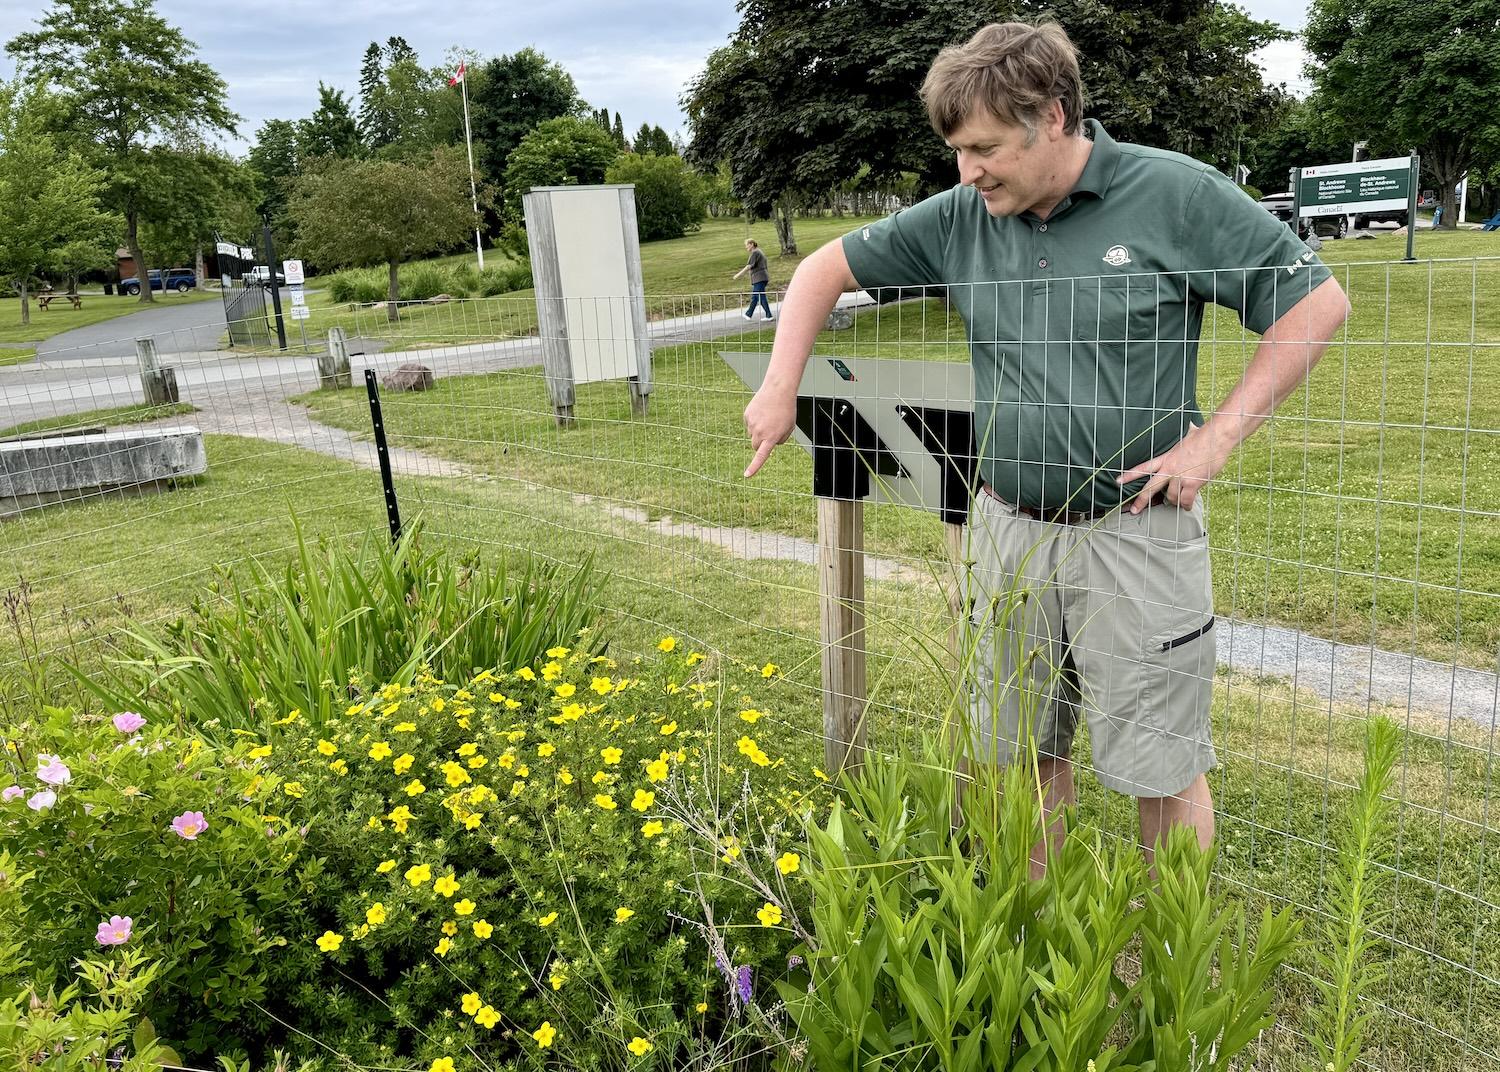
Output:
[37, 292, 82, 310]
[1482, 211, 1500, 232]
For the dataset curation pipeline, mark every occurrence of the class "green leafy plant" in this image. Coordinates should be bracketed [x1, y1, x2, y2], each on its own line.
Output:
[1305, 716, 1402, 1072]
[768, 745, 1303, 1071]
[75, 519, 599, 733]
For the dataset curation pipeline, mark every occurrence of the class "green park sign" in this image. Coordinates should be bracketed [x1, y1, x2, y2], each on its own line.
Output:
[1292, 153, 1420, 261]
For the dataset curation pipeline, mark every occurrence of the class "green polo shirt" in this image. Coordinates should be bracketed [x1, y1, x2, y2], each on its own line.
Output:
[842, 119, 1332, 513]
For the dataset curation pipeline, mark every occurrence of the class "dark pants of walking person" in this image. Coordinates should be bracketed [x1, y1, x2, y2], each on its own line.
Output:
[745, 281, 772, 319]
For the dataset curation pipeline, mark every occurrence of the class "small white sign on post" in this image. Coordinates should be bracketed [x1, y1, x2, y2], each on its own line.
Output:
[283, 259, 305, 286]
[289, 290, 306, 307]
[289, 304, 311, 320]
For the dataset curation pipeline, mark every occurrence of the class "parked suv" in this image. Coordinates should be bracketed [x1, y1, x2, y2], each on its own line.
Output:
[1257, 193, 1350, 240]
[120, 268, 197, 295]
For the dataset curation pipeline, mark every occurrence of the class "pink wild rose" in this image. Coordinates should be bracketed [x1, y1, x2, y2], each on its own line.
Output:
[1, 785, 23, 802]
[171, 811, 208, 839]
[112, 711, 147, 733]
[27, 790, 56, 811]
[96, 915, 133, 945]
[36, 755, 71, 786]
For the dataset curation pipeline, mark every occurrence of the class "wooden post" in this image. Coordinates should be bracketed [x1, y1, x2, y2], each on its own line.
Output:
[818, 496, 867, 775]
[320, 327, 353, 389]
[135, 338, 179, 406]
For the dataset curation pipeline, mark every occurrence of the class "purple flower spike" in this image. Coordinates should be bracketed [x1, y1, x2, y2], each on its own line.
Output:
[736, 964, 753, 1005]
[171, 811, 208, 840]
[96, 915, 133, 946]
[112, 712, 147, 733]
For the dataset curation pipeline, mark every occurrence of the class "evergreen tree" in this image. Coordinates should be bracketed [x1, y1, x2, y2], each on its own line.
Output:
[632, 121, 653, 154]
[299, 82, 361, 160]
[358, 41, 393, 149]
[612, 110, 627, 149]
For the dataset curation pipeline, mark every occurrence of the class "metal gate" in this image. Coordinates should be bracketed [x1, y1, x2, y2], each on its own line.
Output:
[221, 282, 271, 348]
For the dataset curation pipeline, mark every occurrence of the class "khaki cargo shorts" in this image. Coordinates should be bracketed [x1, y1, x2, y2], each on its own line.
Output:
[961, 492, 1218, 798]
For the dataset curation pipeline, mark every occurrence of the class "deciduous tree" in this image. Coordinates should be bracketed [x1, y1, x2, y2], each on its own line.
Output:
[7, 0, 237, 304]
[501, 115, 619, 220]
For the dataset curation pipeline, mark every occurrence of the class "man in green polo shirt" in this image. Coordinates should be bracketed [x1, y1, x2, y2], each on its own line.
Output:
[741, 20, 1349, 866]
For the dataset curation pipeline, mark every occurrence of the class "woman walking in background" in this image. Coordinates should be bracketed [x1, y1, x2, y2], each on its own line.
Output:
[733, 239, 774, 321]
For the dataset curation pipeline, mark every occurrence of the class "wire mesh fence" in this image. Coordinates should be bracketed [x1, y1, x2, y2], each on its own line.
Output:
[1, 254, 1497, 1069]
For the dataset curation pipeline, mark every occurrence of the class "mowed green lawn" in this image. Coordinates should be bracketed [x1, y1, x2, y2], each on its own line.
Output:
[1, 432, 1496, 1070]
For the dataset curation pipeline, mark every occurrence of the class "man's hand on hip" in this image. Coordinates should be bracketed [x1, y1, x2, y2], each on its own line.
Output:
[743, 387, 797, 478]
[1116, 421, 1229, 513]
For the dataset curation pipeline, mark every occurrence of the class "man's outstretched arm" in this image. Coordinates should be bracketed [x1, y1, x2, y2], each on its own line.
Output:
[742, 240, 861, 477]
[1118, 275, 1350, 511]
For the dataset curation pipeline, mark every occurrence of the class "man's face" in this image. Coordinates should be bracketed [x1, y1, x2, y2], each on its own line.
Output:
[946, 105, 1066, 218]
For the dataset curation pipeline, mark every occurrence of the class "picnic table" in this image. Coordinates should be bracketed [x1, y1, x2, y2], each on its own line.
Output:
[37, 292, 82, 310]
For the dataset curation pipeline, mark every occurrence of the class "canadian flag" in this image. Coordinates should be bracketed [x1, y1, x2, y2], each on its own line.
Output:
[448, 62, 466, 87]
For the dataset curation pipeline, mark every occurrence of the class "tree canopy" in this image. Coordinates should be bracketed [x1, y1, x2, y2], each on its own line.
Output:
[501, 116, 620, 220]
[7, 0, 237, 303]
[287, 148, 479, 320]
[606, 153, 707, 241]
[471, 49, 581, 201]
[1304, 0, 1500, 227]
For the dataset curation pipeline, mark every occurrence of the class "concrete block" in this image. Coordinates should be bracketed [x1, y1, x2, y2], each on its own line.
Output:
[1, 425, 207, 517]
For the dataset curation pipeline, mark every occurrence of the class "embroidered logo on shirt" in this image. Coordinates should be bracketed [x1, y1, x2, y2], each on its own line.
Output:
[1102, 245, 1131, 267]
[861, 227, 871, 241]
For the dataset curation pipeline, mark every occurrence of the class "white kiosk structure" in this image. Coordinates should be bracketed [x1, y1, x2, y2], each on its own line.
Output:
[523, 184, 653, 426]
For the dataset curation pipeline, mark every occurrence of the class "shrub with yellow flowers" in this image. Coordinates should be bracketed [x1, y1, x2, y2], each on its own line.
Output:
[248, 637, 829, 1070]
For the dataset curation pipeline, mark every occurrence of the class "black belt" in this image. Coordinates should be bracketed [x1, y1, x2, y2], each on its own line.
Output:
[981, 482, 1162, 525]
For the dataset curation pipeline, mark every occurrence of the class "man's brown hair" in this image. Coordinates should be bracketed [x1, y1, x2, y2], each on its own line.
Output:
[920, 21, 1085, 141]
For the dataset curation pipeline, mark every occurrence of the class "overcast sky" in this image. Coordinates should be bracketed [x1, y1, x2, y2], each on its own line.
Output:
[0, 0, 1316, 156]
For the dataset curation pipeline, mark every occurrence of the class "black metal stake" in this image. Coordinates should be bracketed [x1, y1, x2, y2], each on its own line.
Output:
[261, 217, 288, 351]
[365, 369, 402, 543]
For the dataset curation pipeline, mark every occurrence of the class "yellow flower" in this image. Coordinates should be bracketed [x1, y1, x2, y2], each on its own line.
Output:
[516, 666, 536, 681]
[429, 1059, 455, 1072]
[368, 741, 392, 760]
[550, 969, 567, 990]
[517, 764, 529, 777]
[642, 820, 664, 838]
[315, 931, 343, 952]
[272, 710, 300, 726]
[248, 744, 272, 760]
[631, 789, 655, 812]
[628, 1037, 654, 1056]
[394, 721, 416, 732]
[387, 805, 414, 833]
[590, 676, 612, 695]
[601, 747, 622, 765]
[813, 767, 829, 781]
[467, 754, 487, 769]
[594, 793, 617, 810]
[542, 662, 562, 681]
[498, 753, 516, 769]
[346, 701, 367, 717]
[659, 721, 678, 736]
[431, 697, 446, 712]
[757, 902, 783, 927]
[736, 735, 758, 756]
[614, 907, 635, 924]
[696, 1001, 708, 1013]
[434, 873, 460, 897]
[554, 682, 576, 699]
[434, 936, 452, 956]
[376, 859, 396, 873]
[351, 923, 370, 940]
[282, 781, 304, 799]
[658, 636, 677, 653]
[687, 651, 706, 665]
[760, 663, 778, 678]
[546, 645, 570, 658]
[464, 813, 483, 829]
[442, 762, 471, 787]
[476, 1004, 500, 1029]
[558, 768, 574, 785]
[776, 852, 801, 875]
[316, 739, 337, 756]
[488, 691, 506, 703]
[405, 780, 427, 797]
[538, 742, 556, 757]
[393, 753, 415, 774]
[441, 920, 458, 936]
[461, 992, 482, 1015]
[538, 911, 558, 927]
[366, 902, 387, 926]
[454, 898, 476, 916]
[739, 709, 763, 723]
[472, 919, 493, 938]
[405, 864, 432, 887]
[646, 759, 669, 783]
[455, 741, 478, 756]
[532, 1021, 557, 1048]
[329, 758, 348, 775]
[592, 770, 612, 785]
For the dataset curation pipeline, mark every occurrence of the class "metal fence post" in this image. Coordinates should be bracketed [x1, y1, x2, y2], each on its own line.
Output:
[364, 369, 402, 544]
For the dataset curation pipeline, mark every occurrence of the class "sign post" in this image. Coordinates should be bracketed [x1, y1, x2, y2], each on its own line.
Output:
[1295, 153, 1419, 260]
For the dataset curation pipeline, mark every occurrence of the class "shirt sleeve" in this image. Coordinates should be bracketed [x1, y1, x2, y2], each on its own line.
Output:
[1184, 168, 1333, 335]
[841, 188, 958, 303]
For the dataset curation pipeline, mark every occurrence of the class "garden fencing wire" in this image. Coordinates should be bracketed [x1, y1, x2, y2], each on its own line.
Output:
[1, 254, 1498, 1070]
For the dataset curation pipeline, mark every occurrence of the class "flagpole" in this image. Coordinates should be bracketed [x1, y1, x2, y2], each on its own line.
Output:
[459, 67, 484, 270]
